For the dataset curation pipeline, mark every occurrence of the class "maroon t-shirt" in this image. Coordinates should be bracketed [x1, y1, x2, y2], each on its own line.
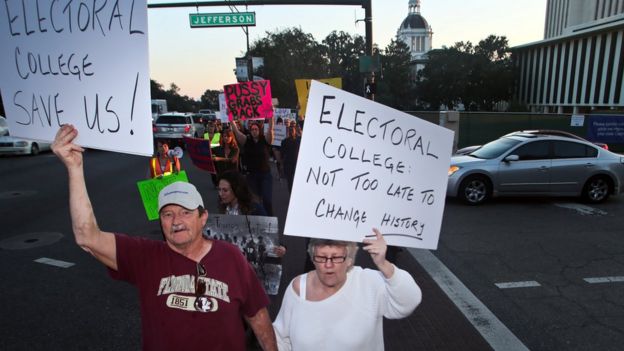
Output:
[109, 234, 269, 351]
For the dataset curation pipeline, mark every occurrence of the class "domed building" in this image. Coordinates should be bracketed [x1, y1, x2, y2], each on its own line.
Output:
[397, 0, 433, 79]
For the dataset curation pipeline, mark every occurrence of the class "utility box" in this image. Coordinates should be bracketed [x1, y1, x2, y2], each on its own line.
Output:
[439, 111, 460, 152]
[445, 110, 460, 122]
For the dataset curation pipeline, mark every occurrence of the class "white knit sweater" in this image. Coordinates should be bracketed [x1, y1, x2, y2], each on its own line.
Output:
[273, 266, 422, 351]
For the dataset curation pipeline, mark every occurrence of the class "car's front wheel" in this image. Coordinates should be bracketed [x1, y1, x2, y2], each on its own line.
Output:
[582, 175, 611, 203]
[30, 143, 39, 155]
[458, 175, 491, 205]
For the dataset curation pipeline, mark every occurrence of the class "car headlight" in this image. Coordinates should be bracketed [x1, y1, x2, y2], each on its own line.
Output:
[448, 165, 460, 176]
[15, 141, 29, 147]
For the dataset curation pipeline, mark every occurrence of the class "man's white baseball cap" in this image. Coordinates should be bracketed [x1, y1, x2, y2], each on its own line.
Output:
[158, 182, 204, 212]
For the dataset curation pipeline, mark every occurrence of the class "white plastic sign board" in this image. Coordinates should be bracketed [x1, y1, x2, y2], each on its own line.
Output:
[274, 108, 292, 119]
[0, 1, 153, 156]
[218, 93, 228, 122]
[284, 81, 454, 249]
[571, 114, 585, 127]
[271, 124, 287, 146]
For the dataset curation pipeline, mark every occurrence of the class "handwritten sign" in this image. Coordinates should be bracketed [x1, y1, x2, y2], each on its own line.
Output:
[274, 108, 293, 119]
[183, 136, 216, 173]
[0, 1, 153, 156]
[203, 214, 282, 295]
[284, 81, 454, 249]
[271, 124, 287, 147]
[137, 171, 190, 220]
[224, 80, 273, 121]
[218, 93, 229, 122]
[295, 77, 342, 117]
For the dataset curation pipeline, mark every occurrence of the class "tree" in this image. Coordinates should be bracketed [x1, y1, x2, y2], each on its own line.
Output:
[416, 48, 472, 110]
[200, 89, 222, 110]
[322, 31, 366, 95]
[150, 79, 200, 113]
[416, 35, 514, 111]
[249, 28, 327, 107]
[376, 38, 415, 110]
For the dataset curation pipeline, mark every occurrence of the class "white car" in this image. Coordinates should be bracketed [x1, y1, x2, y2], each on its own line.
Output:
[0, 116, 51, 156]
[0, 116, 9, 136]
[0, 136, 51, 155]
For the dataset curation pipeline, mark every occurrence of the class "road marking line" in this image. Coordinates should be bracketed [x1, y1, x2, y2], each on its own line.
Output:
[584, 276, 624, 284]
[34, 257, 75, 268]
[495, 281, 541, 289]
[554, 203, 607, 216]
[409, 248, 529, 351]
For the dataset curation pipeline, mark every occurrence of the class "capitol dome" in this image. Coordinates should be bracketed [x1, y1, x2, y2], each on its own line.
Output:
[397, 0, 432, 70]
[400, 8, 429, 30]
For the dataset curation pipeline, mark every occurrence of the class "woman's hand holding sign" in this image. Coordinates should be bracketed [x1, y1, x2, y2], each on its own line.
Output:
[363, 228, 395, 279]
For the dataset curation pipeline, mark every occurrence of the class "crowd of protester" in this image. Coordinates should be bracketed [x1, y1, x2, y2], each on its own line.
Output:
[51, 107, 420, 351]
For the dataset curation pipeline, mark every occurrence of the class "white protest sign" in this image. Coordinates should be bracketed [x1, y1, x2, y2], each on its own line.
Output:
[274, 108, 292, 119]
[218, 93, 228, 122]
[272, 124, 287, 146]
[284, 81, 454, 249]
[0, 1, 153, 156]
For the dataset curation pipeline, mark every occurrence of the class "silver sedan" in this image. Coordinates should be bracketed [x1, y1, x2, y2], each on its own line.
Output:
[447, 132, 624, 205]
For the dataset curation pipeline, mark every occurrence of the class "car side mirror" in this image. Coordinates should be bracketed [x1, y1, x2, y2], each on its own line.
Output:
[504, 155, 519, 162]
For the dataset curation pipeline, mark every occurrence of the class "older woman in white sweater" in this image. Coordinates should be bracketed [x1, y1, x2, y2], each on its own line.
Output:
[273, 228, 422, 351]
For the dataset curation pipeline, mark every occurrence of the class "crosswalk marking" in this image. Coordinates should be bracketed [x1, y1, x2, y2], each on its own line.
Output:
[584, 276, 624, 284]
[554, 202, 607, 216]
[34, 257, 75, 268]
[409, 249, 530, 351]
[495, 281, 541, 289]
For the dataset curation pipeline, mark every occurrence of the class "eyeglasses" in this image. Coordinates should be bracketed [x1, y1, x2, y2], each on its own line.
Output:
[312, 255, 347, 264]
[196, 262, 206, 296]
[194, 262, 210, 312]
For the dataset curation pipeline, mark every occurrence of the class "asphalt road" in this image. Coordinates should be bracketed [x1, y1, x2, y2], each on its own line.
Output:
[437, 195, 624, 351]
[1, 150, 623, 350]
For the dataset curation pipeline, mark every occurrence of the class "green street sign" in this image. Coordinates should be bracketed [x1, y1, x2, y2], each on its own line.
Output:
[359, 55, 381, 73]
[189, 12, 256, 28]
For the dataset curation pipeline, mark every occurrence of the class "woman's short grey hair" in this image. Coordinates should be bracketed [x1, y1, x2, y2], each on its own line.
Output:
[307, 239, 359, 267]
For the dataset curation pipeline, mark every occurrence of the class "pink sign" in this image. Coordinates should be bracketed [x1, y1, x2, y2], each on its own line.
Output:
[224, 80, 274, 121]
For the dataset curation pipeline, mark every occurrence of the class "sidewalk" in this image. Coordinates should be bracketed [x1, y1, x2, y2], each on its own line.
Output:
[267, 167, 493, 351]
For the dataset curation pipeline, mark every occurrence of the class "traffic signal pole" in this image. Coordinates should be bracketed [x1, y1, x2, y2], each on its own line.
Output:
[363, 0, 374, 100]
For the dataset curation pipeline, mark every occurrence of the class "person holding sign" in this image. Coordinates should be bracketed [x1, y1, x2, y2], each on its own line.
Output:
[272, 229, 421, 351]
[51, 125, 277, 351]
[280, 123, 302, 194]
[212, 128, 240, 177]
[148, 141, 181, 178]
[204, 122, 222, 186]
[231, 118, 275, 216]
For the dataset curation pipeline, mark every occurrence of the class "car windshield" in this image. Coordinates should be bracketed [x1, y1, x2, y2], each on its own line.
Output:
[469, 137, 524, 159]
[156, 116, 189, 124]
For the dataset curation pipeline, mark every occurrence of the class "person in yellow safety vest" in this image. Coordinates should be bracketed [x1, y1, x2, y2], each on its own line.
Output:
[203, 122, 221, 148]
[149, 141, 181, 178]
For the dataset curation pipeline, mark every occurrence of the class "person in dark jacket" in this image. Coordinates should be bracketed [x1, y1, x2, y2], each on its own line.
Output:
[231, 118, 275, 216]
